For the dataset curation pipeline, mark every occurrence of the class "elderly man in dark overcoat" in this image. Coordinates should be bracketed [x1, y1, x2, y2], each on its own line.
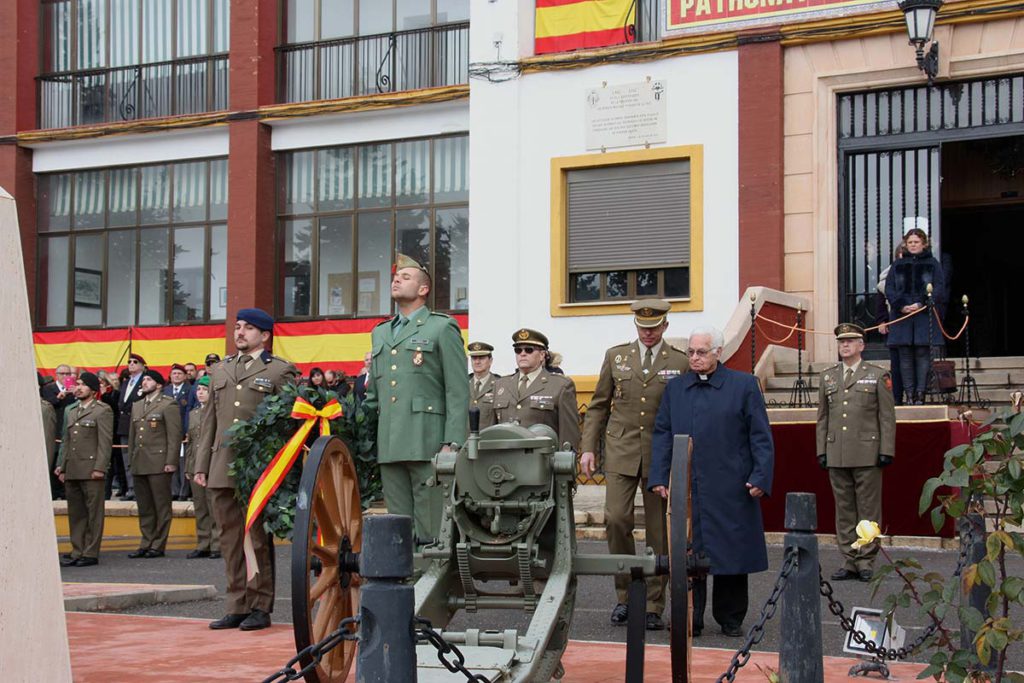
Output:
[648, 326, 774, 638]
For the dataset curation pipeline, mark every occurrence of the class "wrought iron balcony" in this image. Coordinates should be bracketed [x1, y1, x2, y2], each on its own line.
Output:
[277, 22, 469, 104]
[38, 53, 229, 129]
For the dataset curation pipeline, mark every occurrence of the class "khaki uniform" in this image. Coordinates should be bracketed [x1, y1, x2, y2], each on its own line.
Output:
[816, 361, 896, 571]
[196, 350, 298, 614]
[185, 405, 219, 553]
[581, 341, 689, 612]
[487, 369, 581, 450]
[57, 400, 113, 560]
[129, 394, 182, 552]
[469, 372, 500, 427]
[42, 398, 58, 471]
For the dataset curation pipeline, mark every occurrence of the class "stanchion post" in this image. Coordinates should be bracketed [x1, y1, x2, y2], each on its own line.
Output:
[779, 492, 824, 683]
[925, 283, 935, 404]
[357, 514, 417, 683]
[750, 292, 757, 374]
[957, 295, 981, 408]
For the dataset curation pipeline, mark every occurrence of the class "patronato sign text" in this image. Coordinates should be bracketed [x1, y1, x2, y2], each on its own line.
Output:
[667, 0, 880, 31]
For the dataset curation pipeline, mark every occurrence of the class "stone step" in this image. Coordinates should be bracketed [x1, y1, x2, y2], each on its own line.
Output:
[774, 356, 1024, 375]
[765, 369, 1024, 390]
[763, 386, 1016, 406]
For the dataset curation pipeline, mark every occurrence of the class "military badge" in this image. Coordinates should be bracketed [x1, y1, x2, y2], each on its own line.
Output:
[517, 329, 530, 341]
[413, 349, 424, 366]
[497, 387, 505, 396]
[614, 354, 622, 364]
[253, 377, 273, 388]
[884, 375, 893, 391]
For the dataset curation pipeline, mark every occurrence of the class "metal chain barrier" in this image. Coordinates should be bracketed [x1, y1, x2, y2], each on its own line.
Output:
[415, 617, 492, 683]
[716, 546, 800, 682]
[261, 616, 361, 683]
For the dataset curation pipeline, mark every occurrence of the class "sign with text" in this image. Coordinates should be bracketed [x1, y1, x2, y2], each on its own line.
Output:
[585, 80, 667, 151]
[666, 0, 884, 32]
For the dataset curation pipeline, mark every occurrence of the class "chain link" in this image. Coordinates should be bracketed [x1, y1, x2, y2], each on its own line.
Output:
[261, 616, 361, 683]
[716, 546, 800, 683]
[415, 617, 492, 683]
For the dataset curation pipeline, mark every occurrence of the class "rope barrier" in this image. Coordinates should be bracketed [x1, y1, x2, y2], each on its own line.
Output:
[754, 320, 798, 345]
[755, 304, 927, 337]
[933, 308, 970, 341]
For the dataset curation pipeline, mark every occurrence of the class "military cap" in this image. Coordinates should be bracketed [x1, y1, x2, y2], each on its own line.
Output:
[204, 353, 221, 366]
[170, 363, 186, 374]
[79, 371, 101, 393]
[467, 341, 494, 357]
[631, 298, 671, 328]
[237, 307, 274, 332]
[129, 352, 147, 365]
[393, 252, 429, 275]
[834, 323, 865, 340]
[143, 369, 166, 386]
[196, 375, 210, 388]
[512, 328, 549, 349]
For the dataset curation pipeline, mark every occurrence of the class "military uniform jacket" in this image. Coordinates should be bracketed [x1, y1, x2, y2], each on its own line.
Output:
[364, 307, 469, 463]
[129, 394, 183, 475]
[196, 350, 299, 488]
[469, 372, 501, 428]
[581, 341, 690, 478]
[488, 369, 581, 451]
[57, 400, 114, 480]
[816, 361, 896, 468]
[42, 398, 58, 464]
[184, 404, 205, 476]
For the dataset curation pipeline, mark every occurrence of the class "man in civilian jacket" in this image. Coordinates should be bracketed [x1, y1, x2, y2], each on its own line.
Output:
[115, 353, 149, 499]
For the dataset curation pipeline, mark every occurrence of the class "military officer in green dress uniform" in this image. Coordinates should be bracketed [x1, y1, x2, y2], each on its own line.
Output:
[364, 254, 469, 545]
[196, 307, 299, 631]
[128, 370, 182, 559]
[185, 375, 219, 559]
[580, 299, 689, 630]
[485, 329, 581, 450]
[55, 372, 113, 567]
[816, 323, 896, 582]
[468, 341, 500, 427]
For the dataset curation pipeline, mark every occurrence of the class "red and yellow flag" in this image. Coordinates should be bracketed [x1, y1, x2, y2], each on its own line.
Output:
[535, 0, 636, 55]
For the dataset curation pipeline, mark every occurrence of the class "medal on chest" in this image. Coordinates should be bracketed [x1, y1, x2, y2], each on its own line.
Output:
[413, 350, 424, 366]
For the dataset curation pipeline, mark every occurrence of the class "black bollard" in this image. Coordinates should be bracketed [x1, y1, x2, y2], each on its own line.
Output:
[779, 493, 824, 683]
[959, 512, 993, 671]
[357, 514, 417, 683]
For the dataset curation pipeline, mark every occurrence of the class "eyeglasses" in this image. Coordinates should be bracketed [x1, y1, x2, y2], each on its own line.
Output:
[128, 359, 141, 365]
[686, 348, 718, 358]
[513, 346, 540, 355]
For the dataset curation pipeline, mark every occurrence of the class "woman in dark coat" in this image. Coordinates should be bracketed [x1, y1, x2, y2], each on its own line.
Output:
[884, 228, 945, 404]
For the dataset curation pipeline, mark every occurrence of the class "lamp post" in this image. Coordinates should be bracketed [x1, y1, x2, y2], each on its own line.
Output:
[898, 0, 943, 84]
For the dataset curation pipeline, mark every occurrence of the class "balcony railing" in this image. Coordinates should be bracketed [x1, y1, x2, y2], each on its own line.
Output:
[277, 22, 469, 104]
[38, 53, 229, 129]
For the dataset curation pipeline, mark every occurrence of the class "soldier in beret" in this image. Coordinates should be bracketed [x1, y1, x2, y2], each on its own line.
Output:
[364, 254, 469, 546]
[55, 372, 113, 567]
[196, 307, 298, 631]
[484, 329, 580, 450]
[817, 323, 896, 582]
[468, 342, 500, 426]
[128, 370, 182, 559]
[580, 299, 688, 630]
[185, 375, 219, 559]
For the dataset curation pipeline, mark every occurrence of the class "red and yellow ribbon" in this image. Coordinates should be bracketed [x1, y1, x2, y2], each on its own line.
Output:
[244, 396, 342, 579]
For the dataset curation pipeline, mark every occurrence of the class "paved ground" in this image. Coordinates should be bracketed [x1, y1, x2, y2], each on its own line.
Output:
[60, 540, 1024, 673]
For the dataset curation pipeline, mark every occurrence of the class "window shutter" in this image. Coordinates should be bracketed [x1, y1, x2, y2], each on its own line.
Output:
[567, 160, 690, 272]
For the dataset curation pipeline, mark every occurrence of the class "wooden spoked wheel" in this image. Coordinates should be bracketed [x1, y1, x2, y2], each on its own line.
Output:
[667, 435, 694, 683]
[291, 435, 363, 683]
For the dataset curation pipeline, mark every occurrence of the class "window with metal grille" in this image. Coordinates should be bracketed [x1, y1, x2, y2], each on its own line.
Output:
[566, 161, 691, 303]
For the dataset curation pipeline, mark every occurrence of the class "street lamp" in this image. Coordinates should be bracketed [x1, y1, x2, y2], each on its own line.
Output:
[898, 0, 942, 84]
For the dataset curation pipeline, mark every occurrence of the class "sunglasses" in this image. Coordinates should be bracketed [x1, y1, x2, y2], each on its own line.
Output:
[513, 346, 541, 355]
[128, 359, 141, 365]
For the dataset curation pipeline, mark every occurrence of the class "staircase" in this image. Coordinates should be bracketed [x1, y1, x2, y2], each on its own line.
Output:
[763, 356, 1024, 409]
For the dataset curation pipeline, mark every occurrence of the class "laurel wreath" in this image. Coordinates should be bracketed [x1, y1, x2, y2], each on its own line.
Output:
[226, 383, 381, 541]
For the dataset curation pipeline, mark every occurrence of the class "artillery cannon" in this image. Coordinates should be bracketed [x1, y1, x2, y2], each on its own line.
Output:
[289, 409, 703, 682]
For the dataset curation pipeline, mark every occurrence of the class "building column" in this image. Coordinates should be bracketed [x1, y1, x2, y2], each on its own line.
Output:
[0, 0, 40, 318]
[737, 37, 784, 293]
[225, 0, 278, 345]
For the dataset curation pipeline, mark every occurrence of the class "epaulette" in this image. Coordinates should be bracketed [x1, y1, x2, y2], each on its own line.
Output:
[223, 354, 237, 362]
[429, 311, 454, 319]
[667, 343, 687, 354]
[373, 318, 391, 329]
[610, 341, 633, 350]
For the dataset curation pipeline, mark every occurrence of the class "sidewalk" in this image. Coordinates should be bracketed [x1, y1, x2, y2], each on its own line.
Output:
[63, 582, 216, 612]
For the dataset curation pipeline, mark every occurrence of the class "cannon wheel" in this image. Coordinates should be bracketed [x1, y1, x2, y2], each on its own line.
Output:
[291, 435, 363, 683]
[667, 435, 693, 683]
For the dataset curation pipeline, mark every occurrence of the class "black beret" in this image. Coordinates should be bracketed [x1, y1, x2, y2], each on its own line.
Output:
[143, 369, 165, 385]
[79, 371, 101, 393]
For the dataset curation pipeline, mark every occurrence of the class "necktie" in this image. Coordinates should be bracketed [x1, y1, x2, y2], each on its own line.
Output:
[392, 316, 406, 338]
[519, 375, 529, 398]
[474, 379, 482, 395]
[643, 347, 653, 374]
[239, 354, 252, 370]
[845, 368, 853, 384]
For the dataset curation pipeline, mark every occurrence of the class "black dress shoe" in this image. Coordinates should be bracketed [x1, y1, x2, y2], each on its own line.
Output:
[128, 548, 150, 558]
[209, 613, 248, 630]
[722, 624, 745, 638]
[186, 549, 211, 559]
[858, 569, 873, 582]
[123, 492, 135, 501]
[830, 568, 859, 581]
[645, 612, 665, 631]
[144, 549, 165, 558]
[61, 553, 74, 561]
[610, 603, 628, 626]
[60, 556, 80, 567]
[75, 557, 98, 567]
[239, 609, 272, 631]
[210, 551, 222, 559]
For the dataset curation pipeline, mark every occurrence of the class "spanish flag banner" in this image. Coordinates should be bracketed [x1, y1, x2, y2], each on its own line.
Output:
[535, 0, 636, 55]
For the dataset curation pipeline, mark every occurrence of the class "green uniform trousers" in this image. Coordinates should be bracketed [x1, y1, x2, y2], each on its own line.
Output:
[66, 479, 105, 559]
[210, 487, 275, 614]
[190, 479, 220, 553]
[604, 471, 668, 613]
[380, 461, 442, 544]
[829, 466, 883, 571]
[134, 472, 173, 552]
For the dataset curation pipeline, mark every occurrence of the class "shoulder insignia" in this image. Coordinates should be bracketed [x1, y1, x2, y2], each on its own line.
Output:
[429, 311, 454, 320]
[373, 318, 392, 329]
[667, 343, 687, 354]
[223, 354, 237, 362]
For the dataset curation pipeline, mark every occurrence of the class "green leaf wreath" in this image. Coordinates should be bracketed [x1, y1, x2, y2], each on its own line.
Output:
[226, 383, 381, 541]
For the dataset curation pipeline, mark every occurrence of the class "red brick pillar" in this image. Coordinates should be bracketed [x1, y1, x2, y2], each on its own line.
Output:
[225, 0, 278, 347]
[737, 37, 784, 293]
[0, 0, 40, 318]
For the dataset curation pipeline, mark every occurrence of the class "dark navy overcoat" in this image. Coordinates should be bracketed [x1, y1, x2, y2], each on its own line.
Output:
[648, 365, 774, 575]
[884, 249, 946, 348]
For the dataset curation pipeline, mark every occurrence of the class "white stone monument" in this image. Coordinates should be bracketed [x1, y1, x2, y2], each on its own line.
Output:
[0, 185, 73, 681]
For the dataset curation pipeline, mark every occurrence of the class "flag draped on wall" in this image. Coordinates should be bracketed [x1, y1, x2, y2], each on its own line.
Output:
[535, 0, 636, 55]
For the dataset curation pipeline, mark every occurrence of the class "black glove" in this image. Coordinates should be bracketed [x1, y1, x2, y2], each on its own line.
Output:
[817, 455, 827, 470]
[878, 454, 893, 467]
